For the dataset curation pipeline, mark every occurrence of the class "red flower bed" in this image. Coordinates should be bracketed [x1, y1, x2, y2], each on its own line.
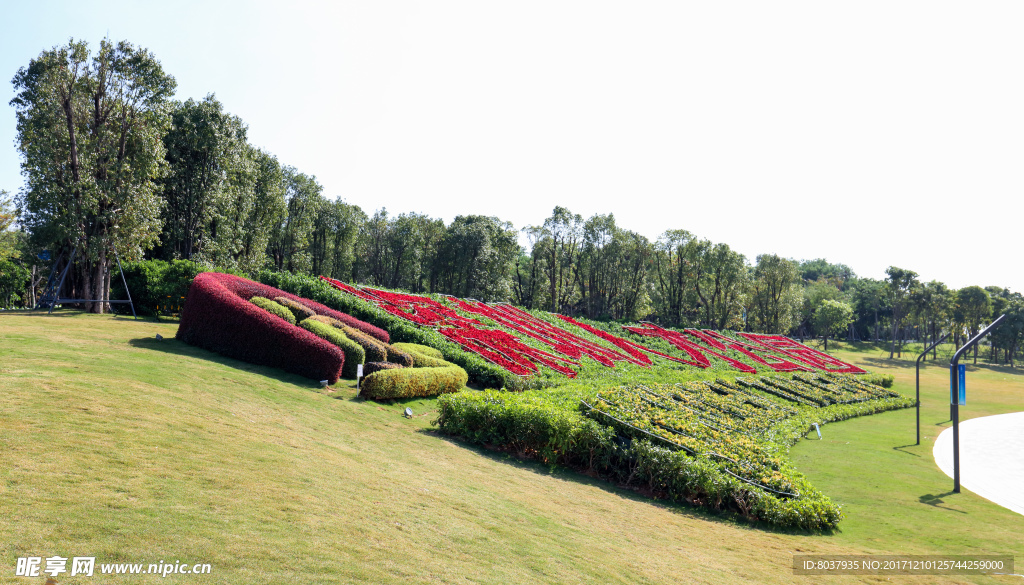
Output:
[738, 333, 866, 374]
[684, 329, 809, 372]
[621, 323, 757, 373]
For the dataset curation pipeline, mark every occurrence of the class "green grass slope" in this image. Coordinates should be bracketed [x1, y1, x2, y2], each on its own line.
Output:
[1, 313, 1022, 584]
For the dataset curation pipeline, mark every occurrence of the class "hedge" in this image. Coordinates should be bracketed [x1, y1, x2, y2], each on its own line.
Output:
[255, 270, 526, 390]
[392, 342, 443, 360]
[435, 384, 913, 530]
[298, 318, 365, 379]
[175, 272, 345, 384]
[275, 296, 316, 322]
[111, 258, 247, 316]
[307, 314, 389, 362]
[363, 361, 404, 377]
[360, 365, 469, 400]
[250, 296, 296, 324]
[385, 345, 414, 367]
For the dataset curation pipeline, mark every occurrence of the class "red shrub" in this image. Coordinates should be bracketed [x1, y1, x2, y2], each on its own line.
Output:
[176, 272, 349, 383]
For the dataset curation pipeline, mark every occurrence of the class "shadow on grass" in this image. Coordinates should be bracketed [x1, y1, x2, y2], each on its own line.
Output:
[892, 444, 921, 457]
[418, 428, 838, 536]
[127, 337, 320, 389]
[919, 491, 967, 514]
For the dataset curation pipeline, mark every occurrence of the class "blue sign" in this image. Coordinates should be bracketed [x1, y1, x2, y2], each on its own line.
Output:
[950, 364, 966, 405]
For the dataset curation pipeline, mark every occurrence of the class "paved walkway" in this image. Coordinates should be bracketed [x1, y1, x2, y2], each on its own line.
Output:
[933, 412, 1024, 516]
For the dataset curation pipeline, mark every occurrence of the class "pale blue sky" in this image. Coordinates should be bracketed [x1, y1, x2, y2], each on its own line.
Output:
[3, 1, 1023, 293]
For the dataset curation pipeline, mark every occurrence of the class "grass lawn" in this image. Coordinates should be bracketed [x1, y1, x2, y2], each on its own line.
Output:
[1, 313, 1022, 584]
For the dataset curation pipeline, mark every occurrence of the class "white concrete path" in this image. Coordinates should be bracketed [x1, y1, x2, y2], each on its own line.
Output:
[933, 412, 1024, 516]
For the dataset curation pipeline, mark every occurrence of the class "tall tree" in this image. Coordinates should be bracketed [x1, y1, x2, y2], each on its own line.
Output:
[814, 299, 854, 351]
[651, 229, 695, 326]
[12, 39, 176, 312]
[157, 94, 253, 265]
[885, 266, 919, 358]
[955, 285, 992, 365]
[433, 215, 519, 301]
[750, 254, 800, 334]
[267, 168, 322, 273]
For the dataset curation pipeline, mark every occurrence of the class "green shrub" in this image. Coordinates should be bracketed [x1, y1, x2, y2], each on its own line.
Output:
[360, 365, 468, 400]
[392, 342, 443, 359]
[385, 345, 414, 367]
[113, 258, 247, 316]
[250, 296, 296, 325]
[306, 314, 388, 362]
[298, 318, 364, 378]
[866, 373, 894, 388]
[363, 361, 403, 377]
[275, 296, 316, 322]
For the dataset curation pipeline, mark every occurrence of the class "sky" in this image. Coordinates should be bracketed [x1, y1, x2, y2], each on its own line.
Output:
[2, 1, 1022, 293]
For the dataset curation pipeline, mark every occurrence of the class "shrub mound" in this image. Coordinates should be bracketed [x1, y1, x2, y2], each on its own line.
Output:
[250, 296, 296, 324]
[360, 366, 468, 400]
[306, 315, 389, 362]
[298, 318, 365, 379]
[275, 296, 316, 322]
[392, 342, 443, 360]
[176, 272, 346, 383]
[385, 345, 414, 367]
[363, 361, 403, 376]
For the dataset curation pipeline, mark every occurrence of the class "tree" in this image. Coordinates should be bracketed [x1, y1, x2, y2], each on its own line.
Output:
[157, 95, 254, 265]
[814, 299, 853, 351]
[0, 190, 19, 260]
[750, 254, 800, 334]
[267, 168, 322, 273]
[650, 229, 696, 326]
[885, 266, 919, 358]
[11, 39, 176, 312]
[433, 215, 519, 301]
[955, 286, 992, 365]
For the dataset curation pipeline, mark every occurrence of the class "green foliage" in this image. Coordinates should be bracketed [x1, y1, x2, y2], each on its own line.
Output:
[391, 342, 443, 359]
[274, 296, 316, 322]
[250, 296, 296, 325]
[0, 257, 31, 309]
[363, 361, 404, 377]
[865, 373, 894, 388]
[360, 365, 468, 400]
[384, 344, 414, 367]
[436, 377, 912, 530]
[306, 314, 389, 362]
[11, 39, 176, 312]
[112, 258, 247, 315]
[813, 299, 854, 343]
[298, 318, 364, 378]
[750, 254, 801, 333]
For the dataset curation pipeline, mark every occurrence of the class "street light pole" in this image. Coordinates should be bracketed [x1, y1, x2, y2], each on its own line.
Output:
[949, 314, 1006, 493]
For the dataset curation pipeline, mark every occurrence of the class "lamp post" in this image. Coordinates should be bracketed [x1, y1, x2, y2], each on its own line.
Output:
[915, 332, 948, 445]
[949, 314, 1006, 493]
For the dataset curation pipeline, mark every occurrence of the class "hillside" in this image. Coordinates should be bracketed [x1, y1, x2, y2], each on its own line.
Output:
[1, 311, 1022, 584]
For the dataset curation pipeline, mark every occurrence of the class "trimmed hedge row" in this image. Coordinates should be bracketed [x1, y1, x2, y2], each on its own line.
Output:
[255, 270, 527, 390]
[364, 361, 403, 376]
[251, 296, 296, 324]
[307, 314, 389, 363]
[176, 272, 346, 384]
[386, 346, 414, 367]
[299, 318, 365, 379]
[435, 383, 913, 530]
[392, 342, 443, 360]
[275, 296, 316, 322]
[360, 365, 469, 400]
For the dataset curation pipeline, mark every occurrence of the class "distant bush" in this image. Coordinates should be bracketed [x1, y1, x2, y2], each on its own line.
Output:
[113, 259, 246, 316]
[275, 296, 316, 322]
[175, 272, 345, 383]
[360, 365, 468, 400]
[363, 361, 403, 377]
[250, 296, 296, 324]
[866, 373, 894, 388]
[298, 318, 365, 379]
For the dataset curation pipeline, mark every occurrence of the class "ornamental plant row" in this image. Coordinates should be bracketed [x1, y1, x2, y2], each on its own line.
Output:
[318, 276, 865, 380]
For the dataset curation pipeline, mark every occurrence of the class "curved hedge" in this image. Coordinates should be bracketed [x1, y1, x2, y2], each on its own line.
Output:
[299, 318, 365, 379]
[275, 296, 316, 322]
[176, 272, 346, 384]
[307, 314, 389, 362]
[250, 296, 296, 325]
[363, 361, 404, 376]
[360, 365, 469, 400]
[392, 342, 443, 360]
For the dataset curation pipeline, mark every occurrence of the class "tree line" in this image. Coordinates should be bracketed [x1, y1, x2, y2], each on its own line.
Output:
[3, 39, 1022, 365]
